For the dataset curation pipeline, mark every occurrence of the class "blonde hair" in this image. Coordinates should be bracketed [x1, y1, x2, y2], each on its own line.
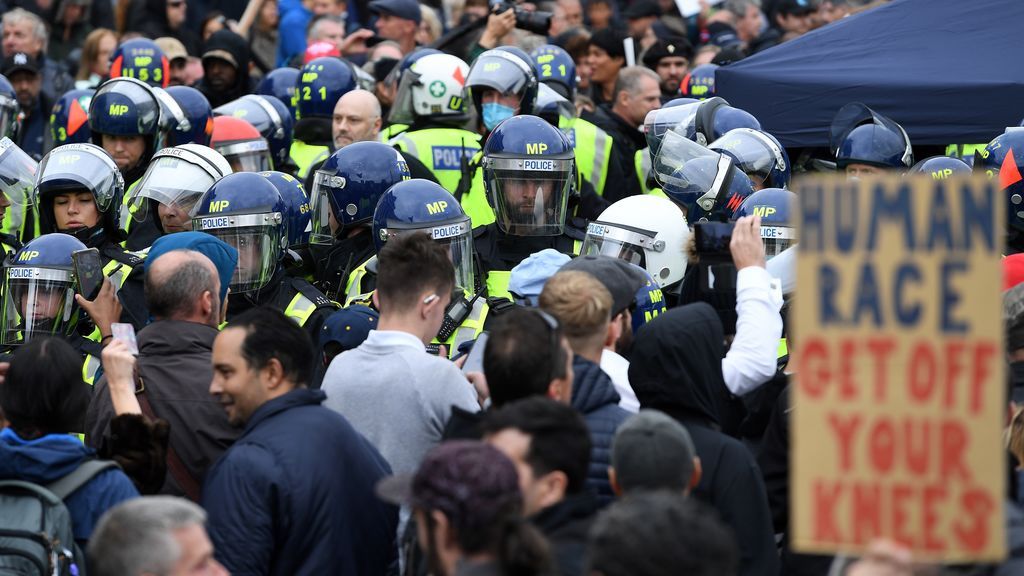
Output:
[77, 28, 117, 81]
[540, 270, 611, 355]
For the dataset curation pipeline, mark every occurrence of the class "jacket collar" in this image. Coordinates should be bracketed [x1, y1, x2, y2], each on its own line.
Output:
[138, 320, 219, 354]
[244, 388, 325, 434]
[570, 355, 621, 413]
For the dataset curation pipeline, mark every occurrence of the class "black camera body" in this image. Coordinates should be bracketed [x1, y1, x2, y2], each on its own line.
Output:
[490, 0, 552, 35]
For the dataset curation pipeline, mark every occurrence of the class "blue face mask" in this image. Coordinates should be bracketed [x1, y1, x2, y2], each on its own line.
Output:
[482, 103, 516, 131]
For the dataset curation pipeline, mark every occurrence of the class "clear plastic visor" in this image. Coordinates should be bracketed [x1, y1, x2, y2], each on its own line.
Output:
[35, 145, 121, 212]
[487, 157, 572, 237]
[709, 132, 778, 187]
[308, 170, 339, 244]
[0, 267, 75, 345]
[0, 137, 37, 206]
[129, 154, 218, 222]
[192, 215, 282, 293]
[0, 96, 18, 139]
[581, 221, 662, 269]
[653, 129, 719, 187]
[644, 103, 701, 154]
[216, 140, 273, 173]
[382, 218, 475, 294]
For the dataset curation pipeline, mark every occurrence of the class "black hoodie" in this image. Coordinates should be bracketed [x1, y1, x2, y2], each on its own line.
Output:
[628, 303, 780, 576]
[199, 30, 255, 108]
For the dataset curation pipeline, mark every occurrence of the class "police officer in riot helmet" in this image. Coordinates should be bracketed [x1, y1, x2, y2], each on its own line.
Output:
[289, 57, 357, 182]
[475, 115, 584, 302]
[830, 102, 913, 180]
[979, 129, 1024, 254]
[191, 172, 337, 340]
[306, 141, 411, 299]
[466, 47, 539, 136]
[88, 77, 165, 188]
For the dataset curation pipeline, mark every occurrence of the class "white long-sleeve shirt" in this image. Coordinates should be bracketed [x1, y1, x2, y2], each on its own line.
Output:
[722, 266, 784, 397]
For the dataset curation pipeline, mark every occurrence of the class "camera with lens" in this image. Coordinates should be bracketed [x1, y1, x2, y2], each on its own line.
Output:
[489, 0, 552, 35]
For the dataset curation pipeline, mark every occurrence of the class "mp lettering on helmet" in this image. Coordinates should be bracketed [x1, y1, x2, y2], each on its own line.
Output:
[931, 168, 955, 180]
[426, 200, 449, 215]
[752, 205, 776, 217]
[483, 62, 502, 72]
[57, 154, 80, 165]
[525, 142, 548, 154]
[208, 200, 230, 212]
[134, 56, 153, 66]
[109, 104, 130, 116]
[16, 251, 39, 262]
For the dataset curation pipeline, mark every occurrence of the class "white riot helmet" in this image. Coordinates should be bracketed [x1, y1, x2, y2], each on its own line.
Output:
[388, 53, 471, 125]
[581, 195, 690, 288]
[127, 143, 233, 227]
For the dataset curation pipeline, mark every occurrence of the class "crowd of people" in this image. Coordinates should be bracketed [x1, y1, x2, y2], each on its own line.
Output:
[0, 0, 1021, 574]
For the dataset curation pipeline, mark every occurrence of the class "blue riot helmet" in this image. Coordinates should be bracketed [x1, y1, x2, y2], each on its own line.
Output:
[664, 97, 699, 108]
[734, 187, 796, 259]
[0, 75, 17, 139]
[979, 130, 1024, 250]
[658, 150, 756, 221]
[482, 115, 575, 236]
[50, 89, 94, 145]
[309, 141, 410, 244]
[466, 47, 539, 132]
[373, 179, 475, 295]
[908, 155, 971, 180]
[163, 86, 214, 147]
[683, 64, 717, 99]
[128, 144, 232, 234]
[830, 102, 913, 171]
[88, 77, 163, 184]
[34, 144, 125, 243]
[532, 83, 576, 128]
[530, 44, 576, 100]
[257, 68, 300, 120]
[192, 172, 287, 294]
[215, 95, 294, 171]
[109, 38, 170, 88]
[260, 171, 311, 247]
[297, 57, 357, 120]
[709, 128, 790, 190]
[629, 264, 667, 334]
[690, 97, 761, 146]
[643, 101, 702, 155]
[0, 233, 88, 345]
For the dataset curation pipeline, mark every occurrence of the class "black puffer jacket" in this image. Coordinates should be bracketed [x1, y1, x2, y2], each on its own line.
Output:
[570, 355, 630, 506]
[629, 303, 780, 576]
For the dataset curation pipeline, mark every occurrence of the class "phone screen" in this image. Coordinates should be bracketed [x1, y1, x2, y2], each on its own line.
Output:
[462, 332, 489, 374]
[694, 222, 736, 255]
[72, 248, 103, 301]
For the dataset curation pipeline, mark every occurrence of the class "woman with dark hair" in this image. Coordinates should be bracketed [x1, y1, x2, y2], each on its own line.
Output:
[378, 440, 553, 576]
[0, 337, 138, 545]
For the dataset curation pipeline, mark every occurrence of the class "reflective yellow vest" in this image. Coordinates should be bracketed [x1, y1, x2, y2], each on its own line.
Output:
[435, 297, 488, 359]
[562, 117, 613, 196]
[290, 140, 331, 181]
[945, 143, 987, 159]
[634, 148, 668, 199]
[379, 124, 409, 142]
[343, 255, 375, 307]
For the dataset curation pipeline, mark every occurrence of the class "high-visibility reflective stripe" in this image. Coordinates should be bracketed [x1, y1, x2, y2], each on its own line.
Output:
[82, 353, 101, 386]
[591, 127, 611, 194]
[343, 257, 374, 306]
[284, 293, 318, 326]
[777, 337, 788, 359]
[485, 270, 513, 301]
[290, 141, 331, 180]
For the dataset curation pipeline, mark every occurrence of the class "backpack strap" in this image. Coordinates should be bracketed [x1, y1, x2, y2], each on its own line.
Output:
[46, 459, 120, 500]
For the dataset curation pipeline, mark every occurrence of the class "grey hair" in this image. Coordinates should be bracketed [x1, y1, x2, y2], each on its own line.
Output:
[307, 14, 345, 41]
[613, 66, 660, 98]
[87, 496, 208, 576]
[144, 249, 218, 320]
[2, 8, 47, 54]
[723, 0, 761, 17]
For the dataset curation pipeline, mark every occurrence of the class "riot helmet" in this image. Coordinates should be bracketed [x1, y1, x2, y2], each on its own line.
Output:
[214, 94, 294, 170]
[682, 63, 717, 99]
[908, 155, 971, 180]
[50, 89, 94, 146]
[260, 171, 311, 248]
[88, 77, 163, 184]
[482, 115, 574, 236]
[34, 143, 124, 244]
[388, 53, 471, 126]
[192, 172, 287, 294]
[210, 116, 273, 172]
[128, 144, 232, 234]
[257, 68, 300, 120]
[163, 86, 214, 147]
[466, 47, 538, 132]
[109, 38, 170, 88]
[0, 75, 18, 139]
[296, 57, 357, 120]
[309, 141, 410, 243]
[709, 128, 790, 189]
[530, 44, 577, 100]
[734, 187, 796, 259]
[831, 102, 913, 172]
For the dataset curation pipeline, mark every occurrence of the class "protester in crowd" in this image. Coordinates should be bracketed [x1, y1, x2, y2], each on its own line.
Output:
[198, 29, 255, 107]
[609, 410, 701, 496]
[125, 0, 201, 56]
[322, 232, 480, 479]
[2, 8, 73, 101]
[641, 36, 692, 101]
[332, 88, 382, 149]
[0, 337, 139, 545]
[4, 50, 48, 158]
[370, 0, 420, 55]
[377, 440, 553, 576]
[539, 270, 630, 503]
[591, 66, 661, 200]
[203, 307, 398, 575]
[315, 304, 378, 377]
[87, 236, 240, 500]
[234, 0, 280, 72]
[586, 492, 739, 576]
[74, 27, 116, 88]
[585, 27, 626, 107]
[483, 397, 597, 576]
[486, 306, 575, 407]
[88, 496, 228, 576]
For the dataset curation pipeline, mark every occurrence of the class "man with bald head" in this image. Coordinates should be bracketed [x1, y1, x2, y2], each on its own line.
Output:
[87, 238, 241, 500]
[333, 89, 383, 149]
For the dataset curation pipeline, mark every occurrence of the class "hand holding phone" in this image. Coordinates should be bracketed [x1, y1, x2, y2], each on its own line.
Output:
[111, 323, 139, 355]
[71, 248, 103, 301]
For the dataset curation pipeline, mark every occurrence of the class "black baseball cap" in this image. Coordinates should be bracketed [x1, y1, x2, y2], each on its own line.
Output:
[2, 52, 40, 77]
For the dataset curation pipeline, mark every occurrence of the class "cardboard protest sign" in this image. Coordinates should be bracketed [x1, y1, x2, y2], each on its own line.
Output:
[791, 174, 1006, 563]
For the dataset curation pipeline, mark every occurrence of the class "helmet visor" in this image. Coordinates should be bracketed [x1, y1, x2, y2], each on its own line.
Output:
[382, 217, 475, 295]
[709, 131, 778, 188]
[129, 154, 219, 222]
[762, 225, 796, 260]
[308, 170, 341, 244]
[0, 266, 75, 345]
[653, 129, 717, 186]
[192, 214, 283, 293]
[214, 97, 273, 134]
[387, 68, 420, 126]
[216, 140, 273, 173]
[487, 157, 571, 236]
[0, 94, 17, 139]
[0, 138, 37, 206]
[35, 145, 122, 212]
[581, 221, 664, 270]
[466, 53, 531, 98]
[644, 103, 701, 154]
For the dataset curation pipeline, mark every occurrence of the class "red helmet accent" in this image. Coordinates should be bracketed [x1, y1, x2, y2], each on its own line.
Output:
[211, 115, 262, 146]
